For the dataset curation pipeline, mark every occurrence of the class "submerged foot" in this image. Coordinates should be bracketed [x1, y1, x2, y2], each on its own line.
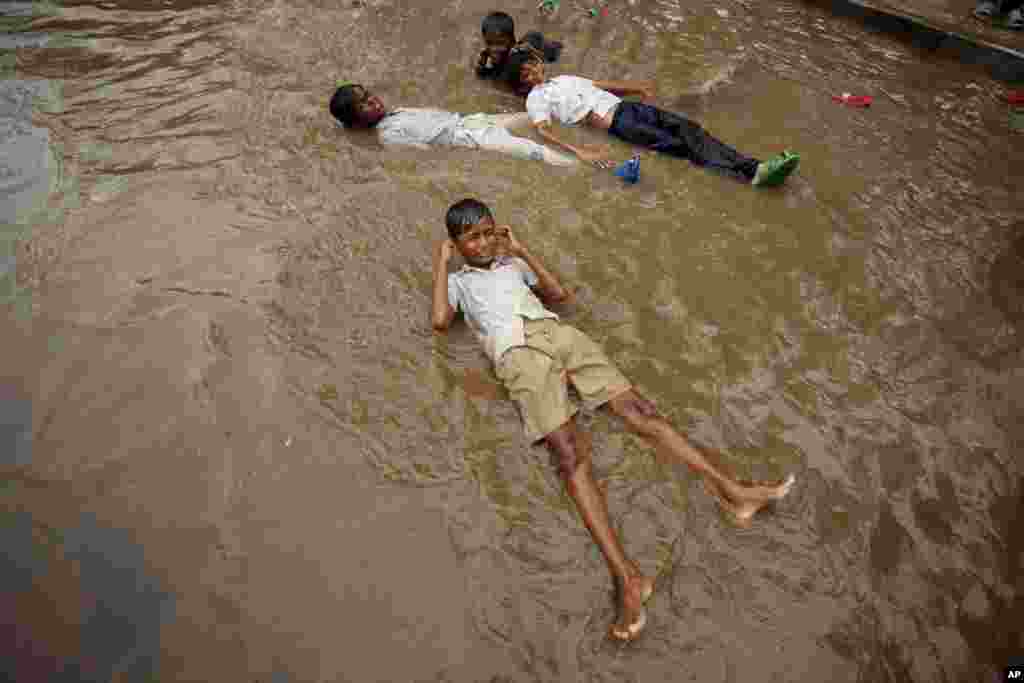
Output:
[752, 150, 800, 187]
[609, 573, 655, 642]
[703, 474, 796, 527]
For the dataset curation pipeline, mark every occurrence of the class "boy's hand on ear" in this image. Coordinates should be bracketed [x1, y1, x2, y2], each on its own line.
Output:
[435, 238, 456, 265]
[497, 226, 526, 257]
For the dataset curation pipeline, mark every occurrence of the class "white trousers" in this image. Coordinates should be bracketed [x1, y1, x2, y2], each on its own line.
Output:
[451, 113, 577, 167]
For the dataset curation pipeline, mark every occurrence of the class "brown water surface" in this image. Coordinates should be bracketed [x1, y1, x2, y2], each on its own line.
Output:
[2, 0, 1022, 681]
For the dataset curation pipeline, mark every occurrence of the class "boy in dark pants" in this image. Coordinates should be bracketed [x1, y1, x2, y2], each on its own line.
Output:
[432, 198, 796, 642]
[504, 49, 801, 186]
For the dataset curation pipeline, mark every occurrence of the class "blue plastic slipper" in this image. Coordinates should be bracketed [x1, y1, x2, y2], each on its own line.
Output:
[613, 154, 641, 184]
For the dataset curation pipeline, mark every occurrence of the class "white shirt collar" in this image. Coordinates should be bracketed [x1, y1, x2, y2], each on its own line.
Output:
[457, 255, 513, 273]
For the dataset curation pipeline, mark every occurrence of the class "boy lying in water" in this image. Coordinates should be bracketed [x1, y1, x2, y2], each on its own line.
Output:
[432, 198, 797, 642]
[329, 82, 575, 167]
[502, 49, 801, 186]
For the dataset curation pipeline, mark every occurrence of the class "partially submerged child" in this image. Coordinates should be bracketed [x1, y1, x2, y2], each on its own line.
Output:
[432, 198, 796, 642]
[504, 49, 801, 186]
[328, 82, 575, 166]
[974, 0, 1024, 28]
[476, 11, 562, 81]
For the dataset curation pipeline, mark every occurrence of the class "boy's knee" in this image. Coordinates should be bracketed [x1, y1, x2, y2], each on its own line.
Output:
[544, 426, 581, 478]
[623, 406, 668, 439]
[556, 450, 579, 479]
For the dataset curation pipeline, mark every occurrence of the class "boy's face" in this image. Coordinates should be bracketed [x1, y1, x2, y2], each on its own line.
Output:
[520, 59, 545, 88]
[350, 85, 387, 126]
[455, 217, 499, 268]
[483, 34, 514, 62]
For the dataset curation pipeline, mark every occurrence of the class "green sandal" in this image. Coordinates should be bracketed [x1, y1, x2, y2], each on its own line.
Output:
[752, 150, 800, 187]
[538, 0, 560, 14]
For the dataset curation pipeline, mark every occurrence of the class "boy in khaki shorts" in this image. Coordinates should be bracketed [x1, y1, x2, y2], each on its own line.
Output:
[431, 198, 796, 642]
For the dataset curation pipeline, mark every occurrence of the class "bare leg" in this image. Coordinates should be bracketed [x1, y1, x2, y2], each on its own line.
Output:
[475, 125, 577, 167]
[494, 112, 531, 130]
[494, 113, 577, 167]
[544, 417, 654, 640]
[604, 390, 795, 523]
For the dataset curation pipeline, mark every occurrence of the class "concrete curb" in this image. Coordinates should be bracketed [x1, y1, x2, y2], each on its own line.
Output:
[807, 0, 1024, 82]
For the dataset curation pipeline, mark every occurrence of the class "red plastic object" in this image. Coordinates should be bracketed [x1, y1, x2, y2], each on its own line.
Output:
[832, 94, 873, 107]
[1007, 91, 1024, 105]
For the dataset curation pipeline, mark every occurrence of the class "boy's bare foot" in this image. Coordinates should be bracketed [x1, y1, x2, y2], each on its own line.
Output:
[703, 474, 796, 527]
[609, 573, 655, 642]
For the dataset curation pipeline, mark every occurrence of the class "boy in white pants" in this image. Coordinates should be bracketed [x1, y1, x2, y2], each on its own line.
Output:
[329, 82, 576, 167]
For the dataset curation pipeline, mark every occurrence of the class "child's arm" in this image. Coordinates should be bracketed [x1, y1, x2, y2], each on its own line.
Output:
[532, 121, 612, 167]
[476, 49, 501, 78]
[591, 79, 655, 100]
[498, 227, 570, 305]
[431, 239, 457, 332]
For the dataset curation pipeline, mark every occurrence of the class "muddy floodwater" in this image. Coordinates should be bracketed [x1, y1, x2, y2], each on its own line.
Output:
[2, 0, 1022, 681]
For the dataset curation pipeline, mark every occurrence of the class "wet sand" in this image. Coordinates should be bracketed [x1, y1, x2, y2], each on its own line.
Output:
[3, 0, 1023, 681]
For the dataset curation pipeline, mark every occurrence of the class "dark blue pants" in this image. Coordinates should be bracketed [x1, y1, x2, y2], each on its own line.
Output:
[609, 101, 760, 181]
[991, 0, 1024, 12]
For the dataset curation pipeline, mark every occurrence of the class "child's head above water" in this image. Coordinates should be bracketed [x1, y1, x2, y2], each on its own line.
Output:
[503, 49, 545, 95]
[477, 12, 517, 79]
[482, 11, 516, 48]
[446, 198, 499, 268]
[478, 12, 562, 81]
[329, 83, 387, 128]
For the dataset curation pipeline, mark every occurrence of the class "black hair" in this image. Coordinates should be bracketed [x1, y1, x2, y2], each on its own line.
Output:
[476, 12, 562, 80]
[329, 84, 360, 127]
[502, 47, 542, 96]
[521, 31, 563, 63]
[481, 11, 515, 39]
[445, 198, 494, 241]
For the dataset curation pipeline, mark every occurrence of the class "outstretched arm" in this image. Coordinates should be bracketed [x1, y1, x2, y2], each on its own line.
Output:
[532, 121, 614, 168]
[591, 79, 655, 100]
[431, 239, 457, 332]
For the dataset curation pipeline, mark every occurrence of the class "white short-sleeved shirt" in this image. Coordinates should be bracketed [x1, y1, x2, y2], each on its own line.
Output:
[447, 255, 559, 364]
[526, 76, 621, 126]
[376, 109, 463, 146]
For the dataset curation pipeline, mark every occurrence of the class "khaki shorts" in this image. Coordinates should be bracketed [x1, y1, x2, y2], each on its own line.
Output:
[495, 319, 631, 443]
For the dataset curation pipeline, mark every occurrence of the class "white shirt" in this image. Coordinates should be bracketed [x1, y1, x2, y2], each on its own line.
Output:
[526, 76, 621, 126]
[447, 255, 559, 364]
[376, 108, 463, 146]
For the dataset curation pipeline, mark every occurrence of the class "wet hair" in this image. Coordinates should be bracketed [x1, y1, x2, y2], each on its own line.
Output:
[502, 47, 542, 96]
[521, 31, 563, 63]
[481, 11, 515, 40]
[329, 84, 361, 127]
[445, 198, 494, 241]
[476, 12, 562, 80]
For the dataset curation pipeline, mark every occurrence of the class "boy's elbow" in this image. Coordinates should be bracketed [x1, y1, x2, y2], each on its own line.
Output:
[547, 287, 570, 304]
[431, 319, 450, 333]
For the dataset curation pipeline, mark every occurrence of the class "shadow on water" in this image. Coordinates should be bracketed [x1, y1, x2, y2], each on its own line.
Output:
[990, 231, 1024, 327]
[803, 0, 1024, 82]
[2, 0, 1022, 681]
[1, 474, 173, 683]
